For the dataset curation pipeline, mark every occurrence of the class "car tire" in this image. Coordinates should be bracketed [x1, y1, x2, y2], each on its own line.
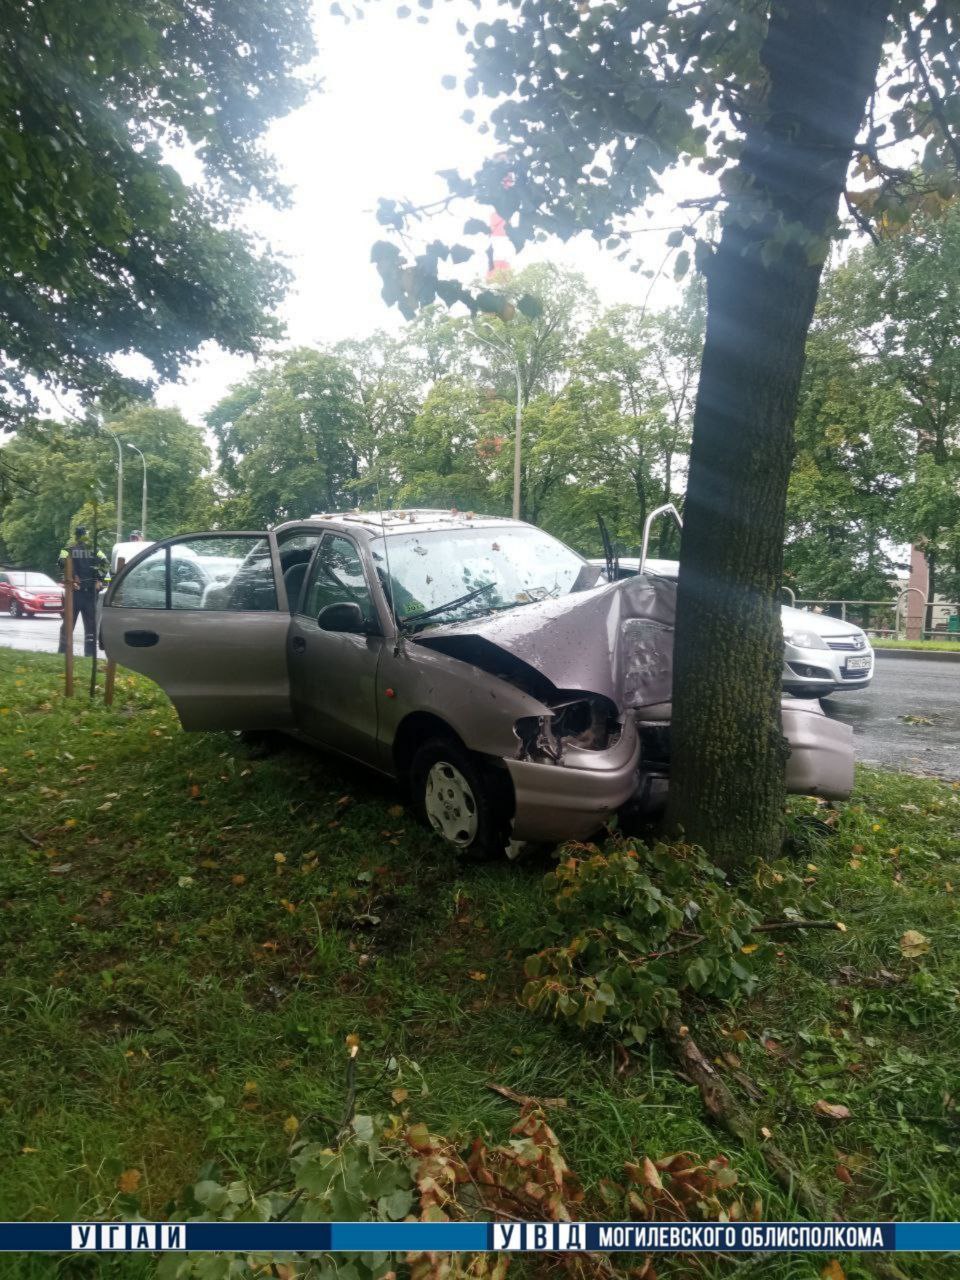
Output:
[9, 600, 22, 618]
[410, 737, 509, 862]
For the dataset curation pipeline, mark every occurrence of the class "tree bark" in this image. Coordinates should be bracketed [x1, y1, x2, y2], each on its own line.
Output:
[666, 0, 888, 867]
[925, 549, 936, 637]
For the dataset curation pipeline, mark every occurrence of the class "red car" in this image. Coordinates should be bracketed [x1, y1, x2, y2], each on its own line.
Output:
[0, 570, 64, 618]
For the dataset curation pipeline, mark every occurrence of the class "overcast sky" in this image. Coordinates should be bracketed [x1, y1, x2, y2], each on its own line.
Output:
[155, 3, 700, 425]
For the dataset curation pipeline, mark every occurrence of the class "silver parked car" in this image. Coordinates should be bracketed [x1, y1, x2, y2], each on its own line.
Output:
[101, 511, 854, 858]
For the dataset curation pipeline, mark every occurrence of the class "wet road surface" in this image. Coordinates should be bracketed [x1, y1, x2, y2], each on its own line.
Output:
[822, 655, 959, 781]
[0, 613, 103, 656]
[1, 618, 956, 779]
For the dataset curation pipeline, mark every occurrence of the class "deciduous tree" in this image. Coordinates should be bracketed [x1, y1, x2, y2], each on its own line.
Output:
[356, 0, 960, 866]
[0, 0, 316, 430]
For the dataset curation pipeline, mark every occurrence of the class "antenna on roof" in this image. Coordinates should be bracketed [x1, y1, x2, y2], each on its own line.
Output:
[375, 480, 401, 645]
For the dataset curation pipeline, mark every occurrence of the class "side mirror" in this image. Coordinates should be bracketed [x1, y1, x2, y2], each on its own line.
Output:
[317, 601, 367, 634]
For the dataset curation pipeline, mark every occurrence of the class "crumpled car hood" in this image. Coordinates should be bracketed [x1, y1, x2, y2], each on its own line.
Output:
[412, 575, 676, 711]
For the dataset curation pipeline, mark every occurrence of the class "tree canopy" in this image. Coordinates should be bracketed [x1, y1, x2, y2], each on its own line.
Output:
[0, 0, 317, 431]
[0, 406, 213, 572]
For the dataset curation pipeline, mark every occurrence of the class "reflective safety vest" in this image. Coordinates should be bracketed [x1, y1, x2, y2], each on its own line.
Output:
[58, 542, 108, 592]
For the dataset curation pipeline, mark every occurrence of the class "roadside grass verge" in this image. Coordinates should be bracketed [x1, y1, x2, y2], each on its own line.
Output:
[871, 637, 960, 652]
[1, 650, 959, 1279]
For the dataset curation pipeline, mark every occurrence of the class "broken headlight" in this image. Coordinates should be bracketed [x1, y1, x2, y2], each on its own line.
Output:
[514, 697, 621, 763]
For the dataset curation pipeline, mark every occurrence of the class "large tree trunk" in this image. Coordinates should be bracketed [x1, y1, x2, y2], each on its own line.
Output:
[666, 0, 887, 868]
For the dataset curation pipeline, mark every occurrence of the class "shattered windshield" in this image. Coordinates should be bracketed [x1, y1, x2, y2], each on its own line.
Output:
[370, 525, 592, 627]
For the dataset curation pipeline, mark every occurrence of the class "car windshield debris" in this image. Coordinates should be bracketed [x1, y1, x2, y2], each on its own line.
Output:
[370, 524, 589, 627]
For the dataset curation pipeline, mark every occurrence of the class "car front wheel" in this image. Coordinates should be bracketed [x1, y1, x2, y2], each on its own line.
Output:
[410, 738, 509, 861]
[8, 600, 22, 618]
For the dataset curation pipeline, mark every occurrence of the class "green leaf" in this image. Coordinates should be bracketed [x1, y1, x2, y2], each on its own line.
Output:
[686, 955, 712, 990]
[516, 293, 543, 319]
[378, 1187, 414, 1219]
[193, 1180, 230, 1212]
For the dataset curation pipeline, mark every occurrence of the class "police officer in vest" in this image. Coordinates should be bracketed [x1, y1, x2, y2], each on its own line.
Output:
[58, 527, 108, 657]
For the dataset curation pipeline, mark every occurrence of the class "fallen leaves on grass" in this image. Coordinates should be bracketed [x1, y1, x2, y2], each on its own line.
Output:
[813, 1100, 851, 1122]
[116, 1168, 142, 1194]
[900, 929, 931, 958]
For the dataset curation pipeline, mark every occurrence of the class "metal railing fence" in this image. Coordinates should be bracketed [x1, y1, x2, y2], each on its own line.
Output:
[789, 589, 960, 641]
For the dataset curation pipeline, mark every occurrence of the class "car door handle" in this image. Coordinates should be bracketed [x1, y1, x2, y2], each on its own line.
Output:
[124, 630, 159, 647]
[291, 636, 306, 653]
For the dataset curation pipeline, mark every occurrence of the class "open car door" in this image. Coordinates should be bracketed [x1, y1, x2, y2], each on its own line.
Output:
[100, 532, 294, 732]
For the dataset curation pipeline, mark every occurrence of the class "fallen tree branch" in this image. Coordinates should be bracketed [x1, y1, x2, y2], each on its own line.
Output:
[753, 919, 844, 933]
[487, 1082, 567, 1109]
[649, 919, 843, 959]
[663, 1016, 910, 1280]
[663, 1014, 830, 1220]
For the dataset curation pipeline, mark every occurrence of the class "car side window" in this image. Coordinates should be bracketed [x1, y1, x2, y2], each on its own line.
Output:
[111, 536, 278, 611]
[300, 534, 374, 624]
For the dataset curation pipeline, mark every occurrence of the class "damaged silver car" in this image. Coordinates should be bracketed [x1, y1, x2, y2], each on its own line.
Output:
[100, 510, 854, 858]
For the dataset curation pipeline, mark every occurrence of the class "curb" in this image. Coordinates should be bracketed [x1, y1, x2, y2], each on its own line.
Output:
[874, 647, 960, 663]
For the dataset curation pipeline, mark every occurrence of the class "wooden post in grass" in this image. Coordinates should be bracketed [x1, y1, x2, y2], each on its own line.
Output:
[63, 554, 74, 698]
[103, 557, 123, 706]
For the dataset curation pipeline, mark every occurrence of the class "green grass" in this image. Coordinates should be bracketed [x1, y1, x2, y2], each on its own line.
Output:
[871, 637, 960, 652]
[1, 650, 959, 1280]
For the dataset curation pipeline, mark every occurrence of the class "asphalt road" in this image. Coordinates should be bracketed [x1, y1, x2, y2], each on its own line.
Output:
[1, 618, 956, 779]
[822, 655, 960, 781]
[0, 613, 102, 656]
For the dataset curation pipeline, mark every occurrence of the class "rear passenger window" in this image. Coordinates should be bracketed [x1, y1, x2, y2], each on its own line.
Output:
[111, 536, 278, 611]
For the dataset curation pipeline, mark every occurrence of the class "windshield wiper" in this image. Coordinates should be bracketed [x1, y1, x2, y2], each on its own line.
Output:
[399, 581, 496, 628]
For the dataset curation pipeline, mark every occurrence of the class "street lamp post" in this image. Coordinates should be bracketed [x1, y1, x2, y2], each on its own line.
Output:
[103, 429, 123, 546]
[126, 443, 147, 538]
[474, 324, 523, 520]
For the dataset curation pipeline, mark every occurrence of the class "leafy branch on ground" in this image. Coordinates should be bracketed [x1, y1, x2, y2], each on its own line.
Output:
[522, 840, 823, 1046]
[157, 1041, 757, 1280]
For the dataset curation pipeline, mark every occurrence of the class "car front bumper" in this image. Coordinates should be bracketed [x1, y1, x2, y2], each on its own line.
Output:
[782, 643, 874, 696]
[505, 723, 641, 842]
[781, 701, 854, 799]
[21, 600, 64, 615]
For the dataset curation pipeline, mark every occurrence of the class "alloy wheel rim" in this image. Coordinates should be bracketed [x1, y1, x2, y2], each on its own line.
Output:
[424, 761, 479, 847]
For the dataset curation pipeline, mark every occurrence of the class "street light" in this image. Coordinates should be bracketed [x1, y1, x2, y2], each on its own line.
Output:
[126, 443, 147, 539]
[103, 428, 123, 546]
[474, 322, 523, 521]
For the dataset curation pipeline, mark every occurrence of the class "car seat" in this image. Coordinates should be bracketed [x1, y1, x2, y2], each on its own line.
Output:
[283, 559, 309, 613]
